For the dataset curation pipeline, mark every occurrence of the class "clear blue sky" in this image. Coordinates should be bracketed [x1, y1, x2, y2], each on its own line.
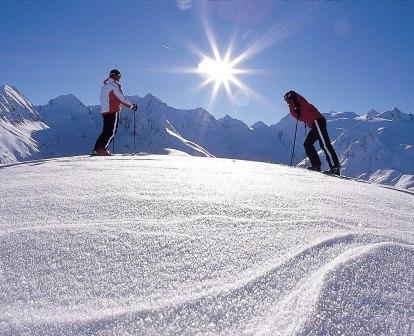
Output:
[1, 0, 413, 125]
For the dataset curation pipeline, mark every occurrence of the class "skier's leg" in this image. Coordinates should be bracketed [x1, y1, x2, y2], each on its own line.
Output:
[94, 113, 116, 151]
[104, 112, 119, 150]
[94, 115, 107, 151]
[303, 125, 321, 169]
[314, 119, 340, 169]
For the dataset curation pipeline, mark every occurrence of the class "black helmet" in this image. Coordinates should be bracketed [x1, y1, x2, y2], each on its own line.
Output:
[284, 90, 297, 101]
[109, 69, 121, 77]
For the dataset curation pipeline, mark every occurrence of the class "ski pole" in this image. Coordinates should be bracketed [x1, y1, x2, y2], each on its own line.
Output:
[133, 109, 136, 154]
[136, 97, 154, 150]
[131, 98, 151, 154]
[290, 117, 299, 166]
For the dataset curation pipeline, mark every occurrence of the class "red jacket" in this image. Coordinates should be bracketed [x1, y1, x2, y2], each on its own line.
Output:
[286, 93, 324, 127]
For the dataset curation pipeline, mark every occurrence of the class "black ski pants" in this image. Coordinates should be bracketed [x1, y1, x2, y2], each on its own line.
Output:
[94, 112, 119, 150]
[304, 118, 340, 169]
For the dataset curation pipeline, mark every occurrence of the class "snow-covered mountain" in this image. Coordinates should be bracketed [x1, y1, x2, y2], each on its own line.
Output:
[32, 92, 293, 162]
[0, 85, 47, 162]
[1, 84, 413, 189]
[320, 108, 414, 189]
[34, 94, 100, 158]
[1, 155, 413, 335]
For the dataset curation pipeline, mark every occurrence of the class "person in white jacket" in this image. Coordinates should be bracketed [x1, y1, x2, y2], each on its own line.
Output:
[93, 69, 138, 156]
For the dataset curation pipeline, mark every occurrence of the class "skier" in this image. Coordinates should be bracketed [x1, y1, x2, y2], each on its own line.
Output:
[284, 90, 341, 175]
[93, 69, 138, 156]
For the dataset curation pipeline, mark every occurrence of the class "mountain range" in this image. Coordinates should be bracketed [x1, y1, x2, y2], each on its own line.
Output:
[1, 84, 413, 189]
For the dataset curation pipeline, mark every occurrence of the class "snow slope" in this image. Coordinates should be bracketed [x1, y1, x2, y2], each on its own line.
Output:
[1, 155, 413, 335]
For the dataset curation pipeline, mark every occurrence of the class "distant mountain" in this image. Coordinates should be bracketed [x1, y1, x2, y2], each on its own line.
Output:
[34, 94, 98, 158]
[315, 108, 414, 189]
[0, 85, 47, 162]
[0, 84, 413, 190]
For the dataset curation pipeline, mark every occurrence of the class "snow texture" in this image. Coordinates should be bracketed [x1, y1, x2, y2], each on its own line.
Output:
[1, 155, 413, 335]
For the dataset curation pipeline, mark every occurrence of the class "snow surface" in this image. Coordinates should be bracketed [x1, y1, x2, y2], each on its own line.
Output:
[1, 155, 413, 335]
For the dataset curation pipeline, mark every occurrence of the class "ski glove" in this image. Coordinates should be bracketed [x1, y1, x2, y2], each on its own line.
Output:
[131, 103, 138, 111]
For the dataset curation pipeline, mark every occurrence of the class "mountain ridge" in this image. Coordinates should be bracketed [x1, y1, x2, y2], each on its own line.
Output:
[0, 85, 413, 190]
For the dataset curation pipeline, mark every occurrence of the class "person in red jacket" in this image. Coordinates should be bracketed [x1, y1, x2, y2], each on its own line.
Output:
[93, 69, 138, 156]
[284, 90, 340, 175]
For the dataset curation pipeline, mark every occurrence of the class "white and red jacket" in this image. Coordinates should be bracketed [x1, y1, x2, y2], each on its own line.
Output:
[100, 78, 133, 114]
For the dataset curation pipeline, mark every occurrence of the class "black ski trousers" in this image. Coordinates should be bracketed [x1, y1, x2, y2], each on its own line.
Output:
[94, 112, 119, 150]
[304, 118, 340, 169]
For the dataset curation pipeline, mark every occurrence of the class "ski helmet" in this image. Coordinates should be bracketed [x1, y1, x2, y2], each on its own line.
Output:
[284, 90, 297, 101]
[109, 69, 121, 77]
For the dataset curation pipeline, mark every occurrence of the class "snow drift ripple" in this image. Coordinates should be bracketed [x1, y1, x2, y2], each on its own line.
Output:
[2, 228, 412, 335]
[299, 242, 414, 336]
[252, 242, 414, 336]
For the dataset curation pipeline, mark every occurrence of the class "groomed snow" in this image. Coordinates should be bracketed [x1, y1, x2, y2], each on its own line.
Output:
[0, 155, 413, 335]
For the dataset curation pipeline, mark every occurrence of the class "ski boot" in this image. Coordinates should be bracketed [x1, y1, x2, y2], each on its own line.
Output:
[324, 166, 341, 176]
[306, 165, 321, 172]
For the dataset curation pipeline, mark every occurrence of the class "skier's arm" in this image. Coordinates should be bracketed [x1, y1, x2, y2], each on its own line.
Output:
[111, 83, 134, 108]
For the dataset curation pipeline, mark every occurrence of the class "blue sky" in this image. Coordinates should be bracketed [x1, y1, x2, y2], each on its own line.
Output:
[0, 0, 413, 125]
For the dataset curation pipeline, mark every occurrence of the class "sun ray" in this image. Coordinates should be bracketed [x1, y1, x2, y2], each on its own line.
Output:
[223, 29, 238, 64]
[200, 15, 221, 62]
[208, 79, 222, 108]
[222, 78, 232, 96]
[195, 76, 217, 92]
[173, 2, 328, 109]
[190, 3, 325, 108]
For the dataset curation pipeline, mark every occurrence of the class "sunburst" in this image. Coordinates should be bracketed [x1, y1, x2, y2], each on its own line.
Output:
[196, 51, 248, 105]
[175, 3, 321, 109]
[177, 16, 258, 107]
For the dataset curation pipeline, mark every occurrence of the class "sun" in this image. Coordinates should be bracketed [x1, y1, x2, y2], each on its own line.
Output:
[191, 48, 249, 107]
[177, 13, 277, 108]
[197, 57, 236, 87]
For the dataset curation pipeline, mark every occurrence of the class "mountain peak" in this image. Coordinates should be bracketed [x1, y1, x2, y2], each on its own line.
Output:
[377, 107, 407, 120]
[1, 84, 29, 104]
[222, 114, 233, 120]
[142, 93, 169, 111]
[251, 121, 269, 129]
[191, 107, 216, 123]
[46, 94, 86, 108]
[144, 93, 155, 99]
[194, 107, 207, 114]
[219, 114, 249, 130]
[1, 84, 18, 93]
[144, 93, 163, 103]
[366, 109, 380, 119]
[0, 84, 41, 123]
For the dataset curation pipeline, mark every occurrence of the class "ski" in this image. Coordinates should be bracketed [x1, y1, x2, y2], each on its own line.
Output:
[89, 152, 150, 157]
